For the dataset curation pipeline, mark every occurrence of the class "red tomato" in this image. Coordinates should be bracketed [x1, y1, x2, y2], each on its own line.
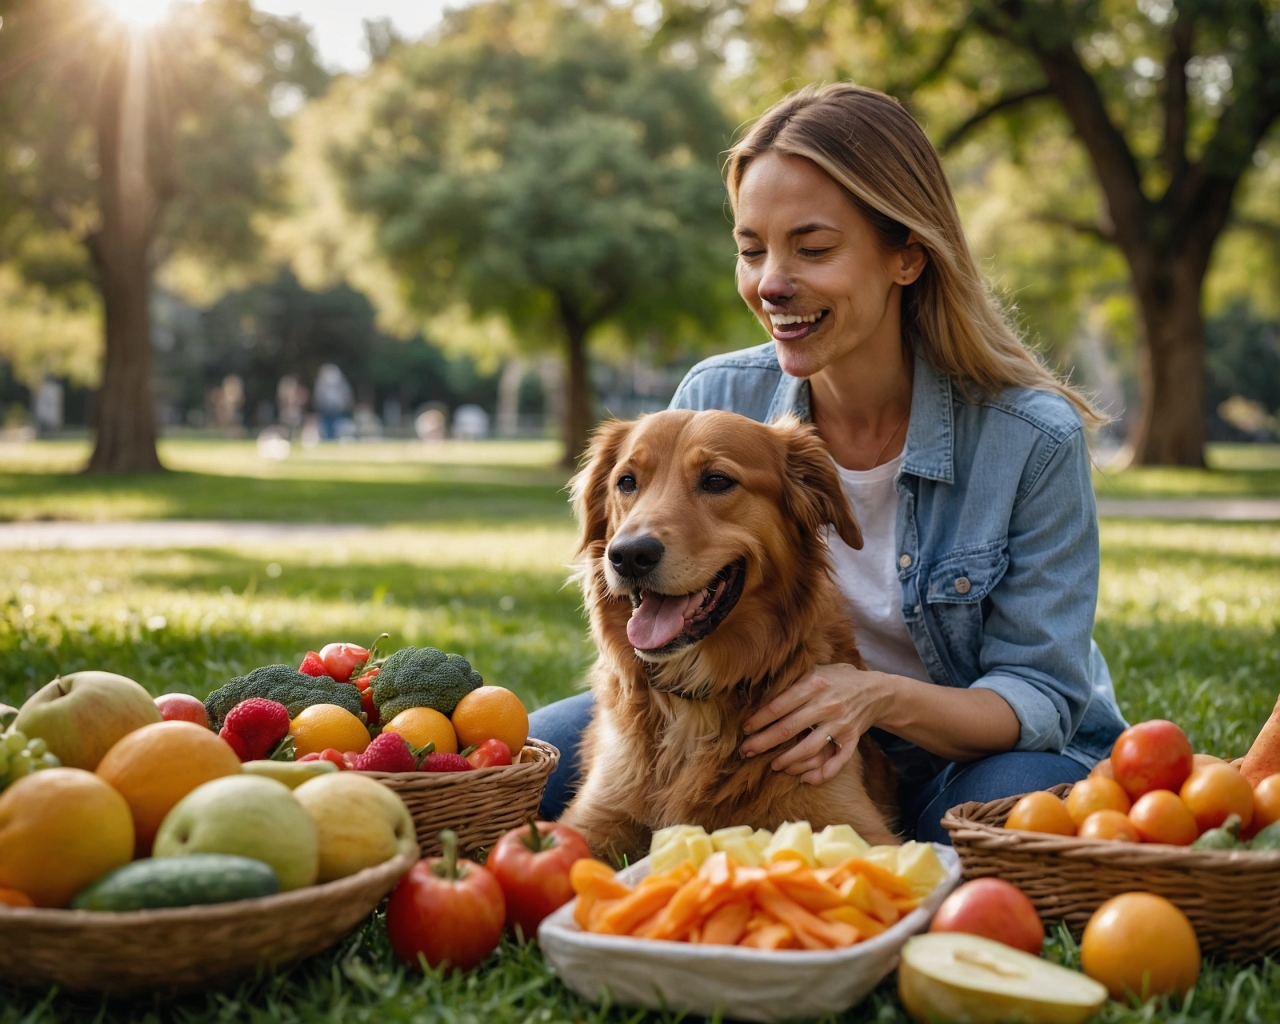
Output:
[386, 831, 506, 972]
[487, 818, 592, 939]
[319, 642, 369, 683]
[1111, 720, 1195, 799]
[929, 878, 1045, 955]
[466, 739, 513, 769]
[154, 693, 209, 729]
[318, 748, 351, 771]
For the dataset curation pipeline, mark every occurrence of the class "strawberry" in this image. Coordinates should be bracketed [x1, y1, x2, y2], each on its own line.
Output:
[354, 732, 417, 772]
[221, 698, 290, 762]
[299, 651, 329, 677]
[422, 752, 473, 773]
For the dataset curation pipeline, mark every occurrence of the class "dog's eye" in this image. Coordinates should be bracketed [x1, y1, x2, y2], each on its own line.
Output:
[617, 474, 637, 494]
[701, 474, 736, 494]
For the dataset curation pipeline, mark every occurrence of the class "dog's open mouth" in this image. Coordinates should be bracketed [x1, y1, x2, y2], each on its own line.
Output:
[625, 559, 746, 655]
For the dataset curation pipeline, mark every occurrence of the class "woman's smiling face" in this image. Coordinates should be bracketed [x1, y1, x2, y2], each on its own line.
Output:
[733, 151, 921, 380]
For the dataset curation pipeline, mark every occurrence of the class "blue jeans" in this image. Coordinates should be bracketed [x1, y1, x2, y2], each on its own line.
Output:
[528, 691, 1089, 844]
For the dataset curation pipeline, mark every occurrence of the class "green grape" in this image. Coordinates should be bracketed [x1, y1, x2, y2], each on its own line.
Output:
[0, 748, 8, 777]
[40, 752, 60, 769]
[4, 731, 27, 754]
[10, 750, 32, 779]
[26, 737, 47, 758]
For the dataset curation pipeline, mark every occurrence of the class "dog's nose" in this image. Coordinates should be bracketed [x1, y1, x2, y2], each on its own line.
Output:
[608, 535, 664, 578]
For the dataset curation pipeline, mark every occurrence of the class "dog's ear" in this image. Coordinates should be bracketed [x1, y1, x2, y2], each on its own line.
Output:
[775, 417, 863, 550]
[570, 418, 635, 556]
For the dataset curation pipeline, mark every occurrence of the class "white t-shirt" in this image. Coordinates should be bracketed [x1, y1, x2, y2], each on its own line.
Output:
[826, 453, 932, 682]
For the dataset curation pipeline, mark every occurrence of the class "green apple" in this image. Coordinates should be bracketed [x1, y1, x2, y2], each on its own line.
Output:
[154, 775, 319, 891]
[293, 773, 418, 882]
[14, 672, 163, 770]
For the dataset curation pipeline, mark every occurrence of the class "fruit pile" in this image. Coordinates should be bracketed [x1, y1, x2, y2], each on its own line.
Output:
[1005, 718, 1280, 850]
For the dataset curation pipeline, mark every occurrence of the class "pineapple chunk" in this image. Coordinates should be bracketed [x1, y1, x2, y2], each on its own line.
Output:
[763, 821, 816, 866]
[650, 825, 707, 873]
[710, 825, 755, 850]
[686, 832, 715, 867]
[864, 845, 900, 874]
[814, 824, 871, 867]
[749, 828, 774, 854]
[717, 837, 764, 867]
[895, 841, 947, 897]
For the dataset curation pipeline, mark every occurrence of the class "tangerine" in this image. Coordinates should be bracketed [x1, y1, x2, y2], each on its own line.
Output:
[451, 686, 529, 754]
[1004, 791, 1075, 836]
[0, 887, 32, 907]
[1111, 720, 1194, 799]
[1077, 809, 1140, 842]
[1193, 753, 1224, 769]
[1128, 790, 1197, 845]
[383, 707, 457, 754]
[1252, 774, 1280, 833]
[1179, 762, 1253, 833]
[96, 720, 242, 855]
[1081, 892, 1200, 1000]
[1089, 757, 1115, 780]
[1066, 777, 1131, 827]
[289, 704, 371, 759]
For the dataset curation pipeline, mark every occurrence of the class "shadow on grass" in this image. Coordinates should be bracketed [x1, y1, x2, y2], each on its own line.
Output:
[0, 470, 573, 525]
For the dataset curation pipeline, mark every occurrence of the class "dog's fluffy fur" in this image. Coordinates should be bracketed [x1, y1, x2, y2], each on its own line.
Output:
[559, 409, 899, 861]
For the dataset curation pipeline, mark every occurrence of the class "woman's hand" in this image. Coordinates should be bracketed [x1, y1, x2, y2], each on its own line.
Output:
[739, 663, 891, 786]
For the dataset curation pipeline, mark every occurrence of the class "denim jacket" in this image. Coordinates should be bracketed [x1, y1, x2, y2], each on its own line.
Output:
[669, 342, 1127, 775]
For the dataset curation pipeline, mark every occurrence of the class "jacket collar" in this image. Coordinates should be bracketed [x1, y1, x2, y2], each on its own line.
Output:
[766, 353, 954, 484]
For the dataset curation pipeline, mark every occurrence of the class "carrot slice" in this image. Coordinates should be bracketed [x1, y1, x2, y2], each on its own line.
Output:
[570, 858, 631, 900]
[700, 900, 754, 945]
[594, 880, 681, 935]
[574, 892, 598, 930]
[646, 875, 708, 940]
[755, 879, 860, 948]
[865, 884, 901, 926]
[826, 858, 914, 898]
[772, 874, 845, 914]
[739, 921, 796, 949]
[820, 904, 884, 937]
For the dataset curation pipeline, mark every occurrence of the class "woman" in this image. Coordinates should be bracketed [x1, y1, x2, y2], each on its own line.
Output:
[530, 83, 1127, 843]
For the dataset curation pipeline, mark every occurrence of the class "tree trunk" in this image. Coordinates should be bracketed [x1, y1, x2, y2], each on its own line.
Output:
[558, 298, 592, 468]
[86, 33, 165, 474]
[1126, 257, 1207, 466]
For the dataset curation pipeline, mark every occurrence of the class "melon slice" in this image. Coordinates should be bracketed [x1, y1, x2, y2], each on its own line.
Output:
[899, 932, 1108, 1024]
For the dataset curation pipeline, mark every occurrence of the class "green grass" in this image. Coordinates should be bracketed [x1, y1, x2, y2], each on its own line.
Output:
[1094, 443, 1280, 499]
[2, 443, 1280, 1022]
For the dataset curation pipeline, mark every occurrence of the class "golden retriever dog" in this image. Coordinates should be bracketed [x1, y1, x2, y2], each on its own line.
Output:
[559, 408, 899, 861]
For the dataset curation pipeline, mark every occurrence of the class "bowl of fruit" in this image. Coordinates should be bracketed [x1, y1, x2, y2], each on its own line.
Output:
[201, 641, 559, 858]
[0, 669, 418, 993]
[942, 709, 1280, 960]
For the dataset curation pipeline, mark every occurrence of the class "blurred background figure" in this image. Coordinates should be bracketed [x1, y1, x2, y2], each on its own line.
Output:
[32, 381, 63, 437]
[312, 364, 352, 441]
[209, 376, 245, 437]
[451, 404, 489, 441]
[276, 376, 309, 437]
[414, 405, 446, 444]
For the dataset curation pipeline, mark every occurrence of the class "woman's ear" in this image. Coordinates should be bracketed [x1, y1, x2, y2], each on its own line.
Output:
[895, 235, 928, 286]
[570, 418, 635, 558]
[774, 417, 863, 550]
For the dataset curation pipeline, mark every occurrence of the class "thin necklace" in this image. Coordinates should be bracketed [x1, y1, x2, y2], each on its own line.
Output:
[866, 409, 910, 470]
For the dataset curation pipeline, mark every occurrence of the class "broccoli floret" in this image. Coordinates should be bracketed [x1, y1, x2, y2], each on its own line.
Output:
[204, 665, 366, 731]
[371, 646, 482, 720]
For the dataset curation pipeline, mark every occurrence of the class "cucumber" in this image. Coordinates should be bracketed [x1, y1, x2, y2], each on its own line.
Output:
[71, 854, 280, 911]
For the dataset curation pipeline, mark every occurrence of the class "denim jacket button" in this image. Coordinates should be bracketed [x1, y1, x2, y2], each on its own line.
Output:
[954, 576, 971, 594]
[898, 554, 912, 568]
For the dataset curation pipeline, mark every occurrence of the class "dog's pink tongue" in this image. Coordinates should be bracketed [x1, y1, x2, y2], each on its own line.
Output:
[627, 591, 695, 650]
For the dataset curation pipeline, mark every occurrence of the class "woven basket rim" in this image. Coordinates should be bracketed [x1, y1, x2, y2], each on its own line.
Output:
[358, 738, 559, 783]
[942, 785, 1280, 869]
[0, 851, 415, 926]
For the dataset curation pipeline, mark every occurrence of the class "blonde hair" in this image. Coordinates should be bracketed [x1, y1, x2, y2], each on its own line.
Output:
[726, 83, 1103, 424]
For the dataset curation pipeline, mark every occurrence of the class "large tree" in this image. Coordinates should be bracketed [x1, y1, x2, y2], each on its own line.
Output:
[661, 0, 1280, 465]
[0, 0, 326, 471]
[326, 1, 744, 463]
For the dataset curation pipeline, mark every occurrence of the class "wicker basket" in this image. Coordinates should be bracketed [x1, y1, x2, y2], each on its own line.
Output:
[362, 738, 560, 857]
[942, 784, 1280, 960]
[0, 851, 415, 994]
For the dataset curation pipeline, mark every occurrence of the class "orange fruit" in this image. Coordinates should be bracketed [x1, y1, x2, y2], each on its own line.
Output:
[0, 887, 33, 907]
[1193, 753, 1224, 769]
[1089, 757, 1114, 780]
[1077, 809, 1140, 842]
[289, 704, 371, 758]
[451, 686, 529, 753]
[1179, 762, 1254, 833]
[97, 720, 242, 856]
[1128, 790, 1197, 845]
[1004, 791, 1075, 836]
[383, 707, 457, 754]
[0, 768, 133, 907]
[1081, 892, 1200, 1000]
[1252, 774, 1280, 833]
[1065, 777, 1131, 826]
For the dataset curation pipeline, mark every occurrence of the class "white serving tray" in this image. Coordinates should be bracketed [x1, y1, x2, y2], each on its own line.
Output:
[538, 845, 961, 1023]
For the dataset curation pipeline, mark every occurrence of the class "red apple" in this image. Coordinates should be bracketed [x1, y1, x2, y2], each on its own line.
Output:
[155, 693, 209, 729]
[1110, 719, 1194, 799]
[929, 878, 1044, 955]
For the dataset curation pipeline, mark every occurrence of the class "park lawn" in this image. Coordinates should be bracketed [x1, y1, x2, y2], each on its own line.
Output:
[2, 516, 1279, 1023]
